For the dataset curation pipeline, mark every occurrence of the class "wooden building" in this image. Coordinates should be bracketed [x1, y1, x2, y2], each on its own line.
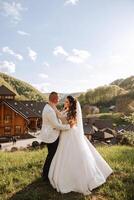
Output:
[0, 85, 116, 142]
[0, 85, 46, 137]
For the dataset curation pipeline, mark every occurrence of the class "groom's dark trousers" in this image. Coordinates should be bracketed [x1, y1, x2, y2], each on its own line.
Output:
[42, 137, 59, 180]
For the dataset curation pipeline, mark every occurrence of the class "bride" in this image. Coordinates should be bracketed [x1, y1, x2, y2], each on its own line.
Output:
[48, 96, 113, 195]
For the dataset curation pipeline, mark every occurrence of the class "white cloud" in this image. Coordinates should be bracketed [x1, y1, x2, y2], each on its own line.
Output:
[43, 62, 50, 68]
[85, 64, 93, 70]
[17, 30, 30, 36]
[64, 0, 79, 6]
[2, 46, 23, 61]
[38, 73, 48, 79]
[53, 46, 68, 56]
[27, 47, 37, 62]
[0, 1, 27, 24]
[0, 60, 16, 74]
[67, 49, 91, 64]
[54, 46, 91, 64]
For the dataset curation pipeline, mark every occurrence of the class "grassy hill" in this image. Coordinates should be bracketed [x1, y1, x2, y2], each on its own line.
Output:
[0, 72, 134, 105]
[0, 72, 82, 102]
[111, 76, 134, 90]
[78, 85, 126, 107]
[0, 73, 46, 101]
[78, 76, 134, 109]
[45, 76, 134, 104]
[0, 145, 134, 200]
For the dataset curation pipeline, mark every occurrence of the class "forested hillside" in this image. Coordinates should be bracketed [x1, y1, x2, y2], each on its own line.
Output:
[0, 73, 46, 101]
[78, 76, 134, 110]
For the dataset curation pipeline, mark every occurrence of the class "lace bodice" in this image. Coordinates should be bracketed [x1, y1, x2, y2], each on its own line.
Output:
[60, 110, 68, 124]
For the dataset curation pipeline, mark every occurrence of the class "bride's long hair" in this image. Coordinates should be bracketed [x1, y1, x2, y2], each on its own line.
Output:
[66, 96, 77, 123]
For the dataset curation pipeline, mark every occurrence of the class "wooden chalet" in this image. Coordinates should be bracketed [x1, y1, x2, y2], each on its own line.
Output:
[0, 85, 46, 137]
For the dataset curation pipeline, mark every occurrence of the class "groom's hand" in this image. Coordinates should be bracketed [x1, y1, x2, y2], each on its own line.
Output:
[69, 120, 75, 128]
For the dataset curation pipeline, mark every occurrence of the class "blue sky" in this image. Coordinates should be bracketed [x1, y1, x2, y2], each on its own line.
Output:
[0, 0, 134, 93]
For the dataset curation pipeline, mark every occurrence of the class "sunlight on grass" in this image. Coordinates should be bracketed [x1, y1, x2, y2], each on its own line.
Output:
[0, 146, 134, 200]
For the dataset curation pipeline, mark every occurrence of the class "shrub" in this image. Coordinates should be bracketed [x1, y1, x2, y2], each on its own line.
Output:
[32, 141, 40, 149]
[118, 131, 134, 146]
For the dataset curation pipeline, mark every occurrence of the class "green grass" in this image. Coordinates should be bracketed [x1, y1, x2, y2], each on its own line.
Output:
[0, 146, 134, 200]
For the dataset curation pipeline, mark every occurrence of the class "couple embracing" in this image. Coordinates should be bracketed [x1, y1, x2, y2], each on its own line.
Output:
[38, 92, 113, 195]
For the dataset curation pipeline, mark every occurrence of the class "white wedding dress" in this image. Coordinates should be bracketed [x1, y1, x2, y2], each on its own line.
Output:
[48, 101, 113, 195]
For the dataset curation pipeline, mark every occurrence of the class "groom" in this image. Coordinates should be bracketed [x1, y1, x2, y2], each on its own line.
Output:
[39, 92, 70, 182]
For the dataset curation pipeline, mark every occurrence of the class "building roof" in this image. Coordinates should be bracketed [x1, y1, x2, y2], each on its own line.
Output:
[93, 130, 114, 140]
[0, 85, 46, 119]
[0, 100, 41, 119]
[103, 132, 114, 139]
[94, 119, 113, 129]
[0, 85, 16, 96]
[20, 101, 46, 117]
[84, 125, 94, 135]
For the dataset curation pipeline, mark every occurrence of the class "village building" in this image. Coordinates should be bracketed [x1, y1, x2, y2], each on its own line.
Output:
[0, 85, 116, 144]
[0, 85, 46, 138]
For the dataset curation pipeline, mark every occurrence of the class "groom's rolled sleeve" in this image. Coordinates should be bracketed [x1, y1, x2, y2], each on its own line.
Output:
[47, 110, 70, 131]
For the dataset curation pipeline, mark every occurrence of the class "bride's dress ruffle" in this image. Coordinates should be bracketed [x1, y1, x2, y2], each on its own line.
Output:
[48, 126, 113, 195]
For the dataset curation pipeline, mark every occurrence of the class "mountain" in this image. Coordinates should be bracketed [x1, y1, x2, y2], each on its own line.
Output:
[44, 92, 85, 103]
[0, 73, 46, 101]
[58, 92, 84, 104]
[110, 76, 134, 90]
[78, 75, 134, 107]
[1, 72, 133, 105]
[78, 85, 126, 106]
[0, 73, 84, 102]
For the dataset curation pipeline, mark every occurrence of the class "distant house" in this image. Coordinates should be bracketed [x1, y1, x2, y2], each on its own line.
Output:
[109, 105, 116, 112]
[0, 85, 46, 137]
[93, 130, 114, 142]
[83, 118, 94, 140]
[82, 104, 100, 116]
[82, 118, 115, 142]
[93, 119, 113, 129]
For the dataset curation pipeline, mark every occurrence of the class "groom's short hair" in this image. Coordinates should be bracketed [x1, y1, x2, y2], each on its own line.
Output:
[49, 91, 58, 101]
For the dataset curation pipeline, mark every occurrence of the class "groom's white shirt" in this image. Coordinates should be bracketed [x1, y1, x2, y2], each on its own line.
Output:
[38, 103, 70, 143]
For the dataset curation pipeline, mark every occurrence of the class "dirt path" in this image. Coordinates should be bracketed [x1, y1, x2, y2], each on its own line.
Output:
[0, 138, 41, 151]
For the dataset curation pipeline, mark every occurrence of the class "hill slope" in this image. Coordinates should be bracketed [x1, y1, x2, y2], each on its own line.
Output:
[0, 73, 46, 101]
[0, 73, 133, 104]
[78, 76, 134, 106]
[111, 76, 134, 90]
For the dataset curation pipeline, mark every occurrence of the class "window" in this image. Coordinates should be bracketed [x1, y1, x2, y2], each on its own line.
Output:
[5, 96, 14, 99]
[15, 126, 21, 134]
[5, 115, 12, 123]
[4, 126, 11, 134]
